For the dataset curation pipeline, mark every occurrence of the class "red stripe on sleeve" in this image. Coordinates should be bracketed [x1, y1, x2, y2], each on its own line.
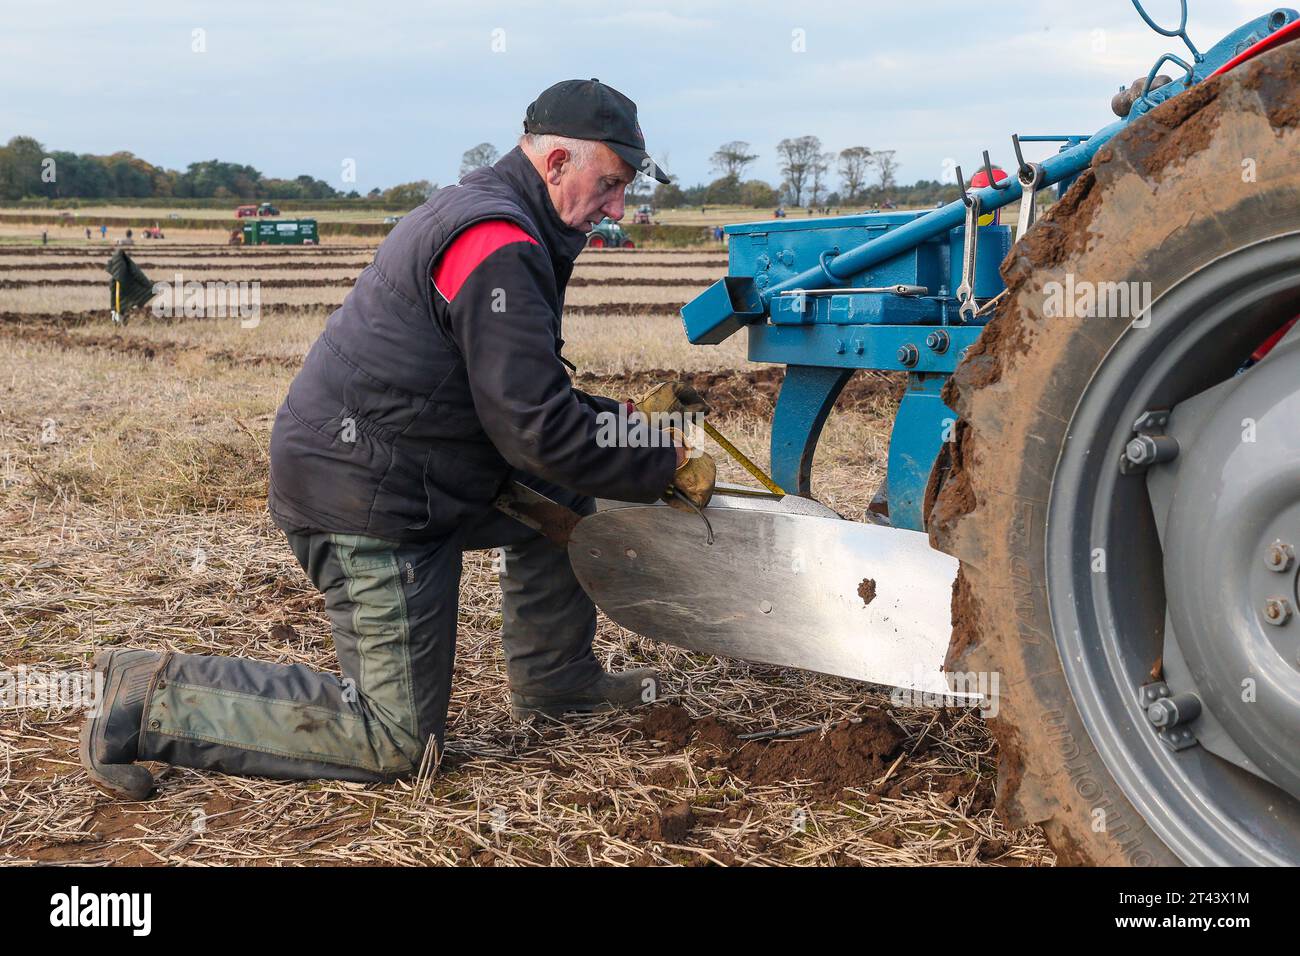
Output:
[431, 220, 539, 302]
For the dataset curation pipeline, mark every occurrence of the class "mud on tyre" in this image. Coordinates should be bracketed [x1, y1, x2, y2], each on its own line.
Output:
[929, 43, 1300, 865]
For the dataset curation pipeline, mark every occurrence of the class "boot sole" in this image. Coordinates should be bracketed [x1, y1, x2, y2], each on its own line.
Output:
[79, 649, 156, 801]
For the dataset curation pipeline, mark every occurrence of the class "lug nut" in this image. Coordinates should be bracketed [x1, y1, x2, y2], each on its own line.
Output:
[897, 344, 919, 368]
[1262, 597, 1293, 626]
[1146, 692, 1201, 729]
[1264, 540, 1295, 573]
[1124, 433, 1179, 467]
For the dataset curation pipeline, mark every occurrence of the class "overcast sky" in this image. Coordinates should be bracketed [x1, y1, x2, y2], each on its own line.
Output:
[2, 0, 1273, 193]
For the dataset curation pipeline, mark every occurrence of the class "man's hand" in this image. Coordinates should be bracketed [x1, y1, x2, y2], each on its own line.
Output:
[662, 427, 715, 512]
[634, 381, 711, 420]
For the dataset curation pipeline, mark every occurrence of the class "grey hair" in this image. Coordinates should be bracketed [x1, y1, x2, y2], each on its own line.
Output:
[519, 133, 598, 167]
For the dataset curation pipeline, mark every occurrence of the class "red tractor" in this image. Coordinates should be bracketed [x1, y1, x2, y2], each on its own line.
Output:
[235, 203, 280, 218]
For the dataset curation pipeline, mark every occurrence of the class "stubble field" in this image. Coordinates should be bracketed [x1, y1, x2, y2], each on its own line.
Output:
[0, 227, 1051, 866]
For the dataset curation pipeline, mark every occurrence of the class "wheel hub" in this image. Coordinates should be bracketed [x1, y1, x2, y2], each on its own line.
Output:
[1045, 231, 1300, 864]
[1149, 327, 1300, 797]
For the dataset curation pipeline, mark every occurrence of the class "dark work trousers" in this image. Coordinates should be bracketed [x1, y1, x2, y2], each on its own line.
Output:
[137, 476, 601, 782]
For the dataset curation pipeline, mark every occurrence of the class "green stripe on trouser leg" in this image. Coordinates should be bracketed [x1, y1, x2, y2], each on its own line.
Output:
[139, 532, 462, 781]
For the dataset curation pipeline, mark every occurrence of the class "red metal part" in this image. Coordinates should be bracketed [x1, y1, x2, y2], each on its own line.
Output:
[1211, 17, 1300, 77]
[1251, 316, 1299, 362]
[969, 166, 1008, 224]
[969, 166, 1008, 189]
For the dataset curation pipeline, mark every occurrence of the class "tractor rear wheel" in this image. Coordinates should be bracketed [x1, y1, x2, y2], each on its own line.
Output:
[930, 43, 1300, 865]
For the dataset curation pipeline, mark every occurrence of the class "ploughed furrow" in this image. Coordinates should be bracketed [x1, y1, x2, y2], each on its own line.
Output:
[1, 275, 712, 290]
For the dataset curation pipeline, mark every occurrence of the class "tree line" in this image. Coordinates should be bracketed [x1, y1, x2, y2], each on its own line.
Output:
[1, 133, 957, 210]
[0, 135, 441, 204]
[648, 138, 961, 210]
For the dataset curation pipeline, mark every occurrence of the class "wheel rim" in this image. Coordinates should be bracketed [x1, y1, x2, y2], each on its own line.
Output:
[1046, 232, 1300, 865]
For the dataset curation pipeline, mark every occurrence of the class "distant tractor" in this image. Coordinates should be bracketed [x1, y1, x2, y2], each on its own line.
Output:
[633, 204, 652, 225]
[586, 217, 635, 249]
[241, 218, 319, 245]
[141, 225, 165, 239]
[235, 203, 281, 218]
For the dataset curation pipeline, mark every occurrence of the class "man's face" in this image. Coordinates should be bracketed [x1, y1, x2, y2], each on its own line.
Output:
[543, 143, 635, 232]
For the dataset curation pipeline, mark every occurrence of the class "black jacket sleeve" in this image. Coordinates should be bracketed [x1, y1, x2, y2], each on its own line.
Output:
[444, 240, 677, 502]
[571, 388, 623, 417]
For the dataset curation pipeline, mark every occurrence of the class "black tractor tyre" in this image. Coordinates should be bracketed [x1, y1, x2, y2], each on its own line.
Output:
[929, 44, 1300, 865]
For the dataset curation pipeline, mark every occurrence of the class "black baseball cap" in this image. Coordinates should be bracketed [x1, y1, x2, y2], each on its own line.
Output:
[524, 79, 671, 184]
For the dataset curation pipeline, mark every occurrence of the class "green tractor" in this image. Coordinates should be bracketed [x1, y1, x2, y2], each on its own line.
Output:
[585, 217, 635, 249]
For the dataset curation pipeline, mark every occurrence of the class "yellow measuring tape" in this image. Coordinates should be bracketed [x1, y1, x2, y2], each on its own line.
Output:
[701, 420, 785, 496]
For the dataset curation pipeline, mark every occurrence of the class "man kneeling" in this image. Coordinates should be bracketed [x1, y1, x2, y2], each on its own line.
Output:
[80, 79, 715, 799]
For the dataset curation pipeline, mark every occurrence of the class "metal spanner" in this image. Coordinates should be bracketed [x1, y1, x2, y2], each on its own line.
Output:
[956, 193, 982, 321]
[1016, 163, 1045, 241]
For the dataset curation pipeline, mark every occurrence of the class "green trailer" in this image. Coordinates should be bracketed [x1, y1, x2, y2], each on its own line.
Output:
[241, 219, 319, 246]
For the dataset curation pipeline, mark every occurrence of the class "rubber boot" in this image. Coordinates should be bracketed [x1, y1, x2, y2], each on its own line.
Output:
[510, 666, 661, 720]
[78, 648, 164, 800]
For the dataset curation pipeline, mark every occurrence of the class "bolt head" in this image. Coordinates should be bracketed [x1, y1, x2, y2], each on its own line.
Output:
[1126, 435, 1154, 464]
[924, 330, 949, 353]
[1263, 597, 1293, 626]
[1264, 540, 1295, 573]
[1147, 698, 1175, 728]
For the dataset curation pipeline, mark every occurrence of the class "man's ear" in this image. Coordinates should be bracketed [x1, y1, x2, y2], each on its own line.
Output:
[545, 148, 569, 185]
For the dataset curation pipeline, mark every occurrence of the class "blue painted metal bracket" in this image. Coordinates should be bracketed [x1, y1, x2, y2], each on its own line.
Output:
[770, 365, 854, 496]
[750, 324, 984, 374]
[886, 375, 953, 531]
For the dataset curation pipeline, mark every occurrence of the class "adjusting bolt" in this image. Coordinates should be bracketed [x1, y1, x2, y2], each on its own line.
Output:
[1262, 597, 1293, 626]
[924, 329, 950, 354]
[1124, 434, 1179, 468]
[1264, 540, 1295, 573]
[897, 344, 920, 368]
[1120, 410, 1178, 474]
[1146, 692, 1202, 729]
